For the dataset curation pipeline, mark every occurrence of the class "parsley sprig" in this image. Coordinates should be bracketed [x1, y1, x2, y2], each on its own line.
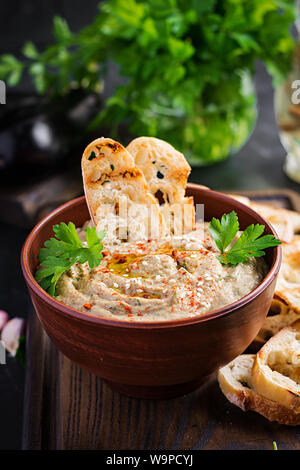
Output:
[35, 222, 105, 297]
[209, 211, 281, 265]
[0, 2, 295, 164]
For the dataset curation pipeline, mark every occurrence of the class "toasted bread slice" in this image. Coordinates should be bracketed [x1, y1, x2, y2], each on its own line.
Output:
[227, 194, 251, 206]
[127, 137, 191, 204]
[82, 137, 165, 243]
[274, 235, 300, 314]
[250, 202, 297, 244]
[252, 320, 300, 412]
[270, 295, 290, 316]
[250, 236, 300, 350]
[228, 194, 300, 243]
[127, 137, 195, 234]
[252, 309, 300, 350]
[218, 354, 300, 425]
[250, 296, 300, 350]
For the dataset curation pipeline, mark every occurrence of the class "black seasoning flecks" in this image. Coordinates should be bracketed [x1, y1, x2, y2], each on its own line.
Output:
[88, 151, 97, 161]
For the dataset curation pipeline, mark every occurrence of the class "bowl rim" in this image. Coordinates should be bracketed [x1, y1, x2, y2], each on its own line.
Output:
[21, 185, 282, 330]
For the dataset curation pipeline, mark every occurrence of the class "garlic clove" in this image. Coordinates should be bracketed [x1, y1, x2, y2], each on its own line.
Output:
[0, 310, 9, 331]
[1, 318, 25, 356]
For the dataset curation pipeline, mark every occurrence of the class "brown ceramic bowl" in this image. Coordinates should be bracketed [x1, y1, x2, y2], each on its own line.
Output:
[21, 184, 281, 399]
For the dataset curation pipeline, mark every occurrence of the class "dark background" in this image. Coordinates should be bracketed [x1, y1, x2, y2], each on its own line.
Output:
[0, 0, 299, 450]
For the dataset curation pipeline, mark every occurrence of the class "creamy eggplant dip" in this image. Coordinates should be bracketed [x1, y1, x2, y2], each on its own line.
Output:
[55, 222, 267, 322]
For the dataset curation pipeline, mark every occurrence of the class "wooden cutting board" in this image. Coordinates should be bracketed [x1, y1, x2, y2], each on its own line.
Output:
[22, 188, 300, 450]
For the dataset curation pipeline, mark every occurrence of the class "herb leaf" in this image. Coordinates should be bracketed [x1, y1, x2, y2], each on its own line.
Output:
[15, 336, 26, 367]
[209, 211, 239, 253]
[209, 212, 281, 266]
[35, 222, 105, 297]
[0, 2, 295, 164]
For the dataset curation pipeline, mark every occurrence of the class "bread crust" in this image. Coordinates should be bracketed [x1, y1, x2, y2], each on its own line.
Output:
[218, 355, 300, 425]
[273, 236, 300, 315]
[252, 320, 300, 412]
[82, 137, 165, 241]
[250, 236, 300, 349]
[250, 202, 296, 244]
[252, 309, 300, 350]
[228, 195, 300, 243]
[127, 137, 191, 203]
[127, 137, 195, 234]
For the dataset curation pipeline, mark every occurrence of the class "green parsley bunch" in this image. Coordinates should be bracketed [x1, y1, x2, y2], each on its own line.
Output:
[2, 0, 294, 164]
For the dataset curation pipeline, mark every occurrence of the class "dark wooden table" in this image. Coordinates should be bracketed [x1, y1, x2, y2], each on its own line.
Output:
[1, 62, 300, 449]
[21, 189, 300, 450]
[22, 307, 300, 451]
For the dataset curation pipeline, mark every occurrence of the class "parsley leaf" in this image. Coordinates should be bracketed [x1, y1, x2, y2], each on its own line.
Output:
[35, 222, 105, 297]
[15, 336, 26, 367]
[209, 211, 281, 266]
[0, 1, 295, 164]
[209, 211, 239, 253]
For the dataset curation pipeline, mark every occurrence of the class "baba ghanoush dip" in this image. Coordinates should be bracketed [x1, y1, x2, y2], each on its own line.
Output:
[55, 222, 267, 322]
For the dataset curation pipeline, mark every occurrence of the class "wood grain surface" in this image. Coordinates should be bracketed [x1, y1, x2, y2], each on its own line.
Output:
[22, 308, 300, 450]
[22, 190, 300, 450]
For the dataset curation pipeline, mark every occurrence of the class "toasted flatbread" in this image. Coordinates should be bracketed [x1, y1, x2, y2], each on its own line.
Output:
[250, 236, 300, 349]
[127, 137, 195, 234]
[251, 308, 300, 351]
[274, 235, 300, 314]
[252, 320, 300, 412]
[228, 194, 300, 243]
[218, 354, 300, 425]
[227, 194, 251, 206]
[127, 137, 191, 203]
[82, 137, 165, 243]
[250, 202, 297, 244]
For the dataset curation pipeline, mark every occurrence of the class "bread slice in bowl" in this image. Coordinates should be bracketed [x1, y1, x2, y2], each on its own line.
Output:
[218, 354, 300, 425]
[126, 136, 191, 204]
[252, 320, 300, 413]
[126, 137, 195, 234]
[82, 137, 165, 243]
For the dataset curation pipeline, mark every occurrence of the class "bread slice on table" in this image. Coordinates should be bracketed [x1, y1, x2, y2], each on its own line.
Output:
[127, 137, 195, 234]
[251, 295, 300, 351]
[82, 137, 165, 243]
[251, 308, 300, 351]
[250, 201, 299, 244]
[227, 194, 251, 206]
[228, 194, 300, 243]
[252, 320, 300, 413]
[274, 235, 300, 314]
[218, 354, 300, 425]
[249, 235, 300, 350]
